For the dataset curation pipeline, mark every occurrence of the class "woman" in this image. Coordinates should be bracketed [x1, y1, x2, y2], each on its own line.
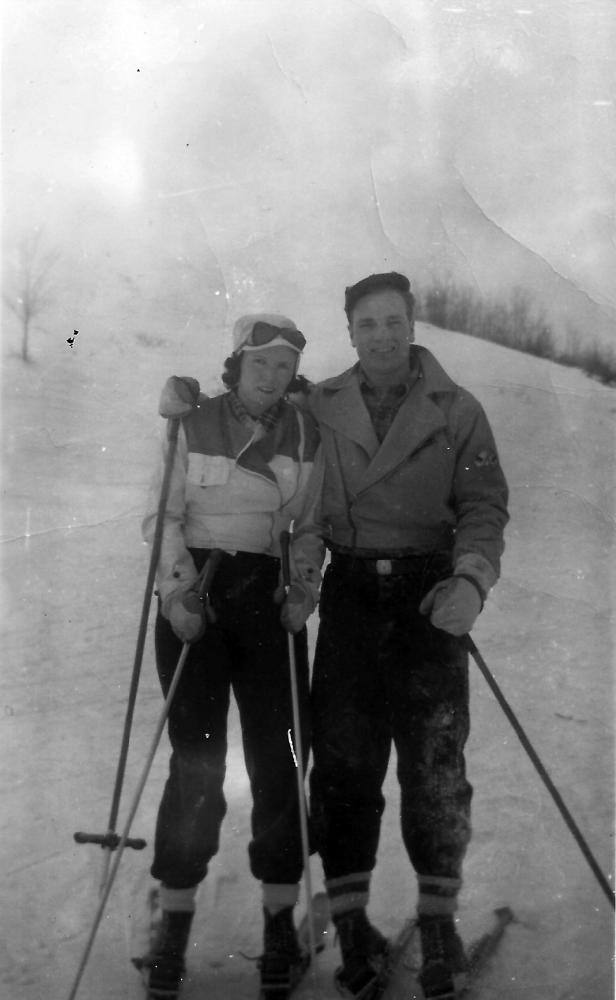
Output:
[140, 314, 320, 999]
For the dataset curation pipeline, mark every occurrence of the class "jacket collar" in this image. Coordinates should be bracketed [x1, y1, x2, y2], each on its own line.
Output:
[314, 346, 459, 490]
[318, 346, 458, 396]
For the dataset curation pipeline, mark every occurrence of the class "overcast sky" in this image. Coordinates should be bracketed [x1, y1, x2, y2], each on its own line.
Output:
[3, 0, 615, 345]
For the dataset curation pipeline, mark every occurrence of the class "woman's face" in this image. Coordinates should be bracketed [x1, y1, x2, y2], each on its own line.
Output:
[236, 345, 298, 417]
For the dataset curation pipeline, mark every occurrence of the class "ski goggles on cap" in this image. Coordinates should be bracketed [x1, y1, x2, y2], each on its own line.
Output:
[243, 321, 306, 353]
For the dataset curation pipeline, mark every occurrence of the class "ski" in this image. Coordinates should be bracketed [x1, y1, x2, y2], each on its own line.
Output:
[131, 890, 330, 998]
[374, 918, 420, 997]
[253, 892, 330, 1000]
[377, 906, 514, 1000]
[314, 919, 420, 1000]
[259, 955, 311, 1000]
[458, 906, 514, 998]
[259, 892, 331, 999]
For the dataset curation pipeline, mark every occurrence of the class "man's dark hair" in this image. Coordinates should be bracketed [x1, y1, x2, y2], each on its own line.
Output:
[344, 272, 415, 322]
[221, 354, 310, 395]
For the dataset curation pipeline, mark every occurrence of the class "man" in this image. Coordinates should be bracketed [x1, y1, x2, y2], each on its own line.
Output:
[295, 272, 509, 999]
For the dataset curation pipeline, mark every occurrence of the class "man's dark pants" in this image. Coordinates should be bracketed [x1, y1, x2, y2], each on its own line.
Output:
[310, 552, 472, 884]
[151, 550, 310, 890]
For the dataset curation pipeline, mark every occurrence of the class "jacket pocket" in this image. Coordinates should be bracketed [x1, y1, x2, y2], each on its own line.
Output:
[187, 453, 231, 487]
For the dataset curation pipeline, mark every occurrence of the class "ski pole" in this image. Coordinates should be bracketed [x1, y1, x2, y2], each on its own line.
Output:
[280, 530, 317, 967]
[74, 379, 201, 892]
[463, 634, 615, 910]
[92, 416, 182, 892]
[67, 548, 223, 1000]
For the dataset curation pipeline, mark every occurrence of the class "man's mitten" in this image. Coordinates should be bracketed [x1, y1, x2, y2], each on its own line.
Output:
[419, 576, 484, 637]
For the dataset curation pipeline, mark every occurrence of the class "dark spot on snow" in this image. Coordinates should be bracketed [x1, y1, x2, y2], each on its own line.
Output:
[555, 712, 587, 724]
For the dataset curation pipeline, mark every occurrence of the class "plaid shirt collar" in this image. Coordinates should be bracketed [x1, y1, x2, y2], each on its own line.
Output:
[358, 355, 421, 443]
[358, 352, 420, 398]
[228, 389, 283, 432]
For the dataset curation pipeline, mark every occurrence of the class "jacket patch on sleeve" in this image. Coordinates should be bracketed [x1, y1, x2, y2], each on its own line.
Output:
[474, 449, 498, 468]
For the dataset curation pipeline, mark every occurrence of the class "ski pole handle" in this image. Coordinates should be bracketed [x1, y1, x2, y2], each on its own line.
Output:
[73, 832, 146, 851]
[280, 530, 292, 590]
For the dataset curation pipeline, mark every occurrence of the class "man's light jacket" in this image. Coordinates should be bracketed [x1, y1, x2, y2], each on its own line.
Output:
[295, 346, 509, 597]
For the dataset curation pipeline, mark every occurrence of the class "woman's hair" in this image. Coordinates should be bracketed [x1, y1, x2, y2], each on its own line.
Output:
[221, 354, 311, 396]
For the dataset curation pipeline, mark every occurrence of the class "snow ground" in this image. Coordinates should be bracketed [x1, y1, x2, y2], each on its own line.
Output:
[1, 322, 614, 999]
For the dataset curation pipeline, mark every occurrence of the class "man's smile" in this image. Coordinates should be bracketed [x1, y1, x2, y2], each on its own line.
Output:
[369, 342, 399, 354]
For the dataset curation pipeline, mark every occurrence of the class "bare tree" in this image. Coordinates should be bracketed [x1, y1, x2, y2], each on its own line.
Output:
[3, 229, 59, 362]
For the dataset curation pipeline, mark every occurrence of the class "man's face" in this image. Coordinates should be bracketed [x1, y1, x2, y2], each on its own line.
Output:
[349, 289, 415, 383]
[237, 345, 298, 416]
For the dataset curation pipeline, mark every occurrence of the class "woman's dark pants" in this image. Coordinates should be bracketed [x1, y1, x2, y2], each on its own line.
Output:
[151, 551, 310, 890]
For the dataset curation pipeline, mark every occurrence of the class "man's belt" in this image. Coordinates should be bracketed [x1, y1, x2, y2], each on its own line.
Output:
[329, 551, 434, 576]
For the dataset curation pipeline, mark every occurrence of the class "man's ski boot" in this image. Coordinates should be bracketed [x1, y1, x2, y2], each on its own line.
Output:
[134, 909, 193, 999]
[332, 908, 389, 998]
[418, 914, 469, 999]
[259, 906, 309, 998]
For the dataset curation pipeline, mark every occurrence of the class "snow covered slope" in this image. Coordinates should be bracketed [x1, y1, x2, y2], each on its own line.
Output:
[1, 321, 614, 999]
